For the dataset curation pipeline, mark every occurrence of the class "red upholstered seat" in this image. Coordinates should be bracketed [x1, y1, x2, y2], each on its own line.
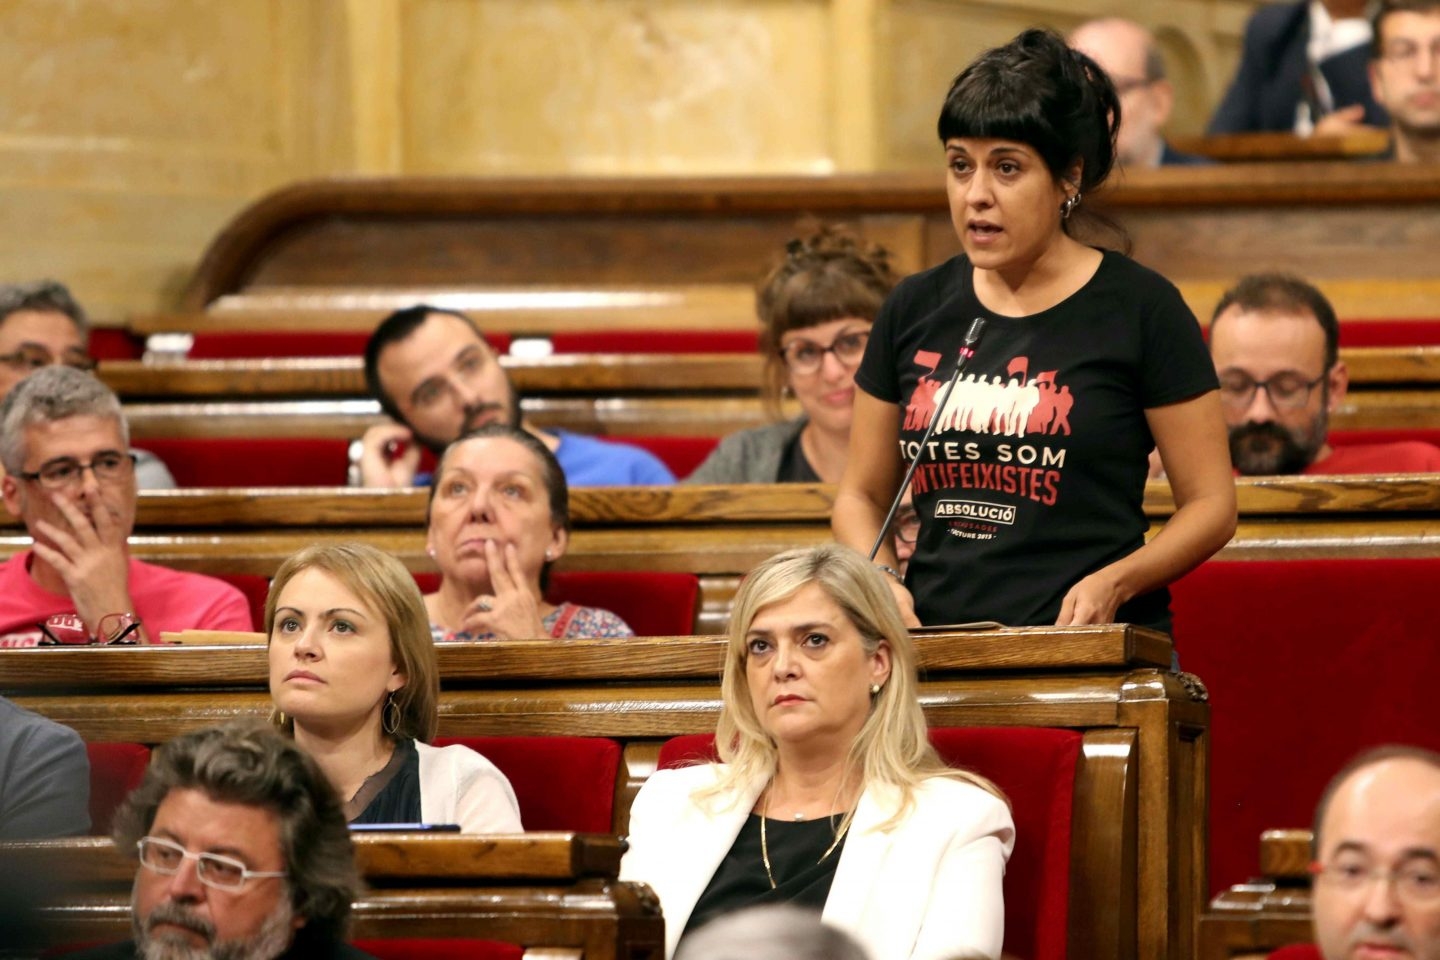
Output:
[606, 434, 719, 481]
[1268, 944, 1323, 960]
[1336, 319, 1440, 346]
[432, 736, 621, 833]
[137, 437, 352, 487]
[85, 742, 150, 835]
[1328, 428, 1440, 452]
[657, 726, 1081, 960]
[549, 330, 760, 353]
[355, 938, 524, 960]
[89, 329, 144, 360]
[214, 573, 271, 632]
[186, 330, 513, 358]
[1171, 558, 1440, 897]
[413, 570, 700, 637]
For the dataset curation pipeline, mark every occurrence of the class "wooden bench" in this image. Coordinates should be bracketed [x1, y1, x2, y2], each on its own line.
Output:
[128, 166, 1440, 343]
[0, 626, 1204, 960]
[4, 478, 1440, 634]
[1199, 830, 1314, 960]
[1, 833, 661, 960]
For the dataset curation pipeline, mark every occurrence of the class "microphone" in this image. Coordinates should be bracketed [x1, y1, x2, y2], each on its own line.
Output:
[869, 317, 988, 561]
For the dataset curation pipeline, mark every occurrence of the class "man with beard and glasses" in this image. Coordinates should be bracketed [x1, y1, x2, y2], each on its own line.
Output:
[63, 720, 373, 960]
[1209, 274, 1440, 475]
[355, 305, 675, 488]
[1271, 746, 1440, 960]
[1369, 0, 1440, 163]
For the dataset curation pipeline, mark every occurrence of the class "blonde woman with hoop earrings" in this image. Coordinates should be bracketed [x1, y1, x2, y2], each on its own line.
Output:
[621, 544, 1013, 960]
[266, 542, 521, 832]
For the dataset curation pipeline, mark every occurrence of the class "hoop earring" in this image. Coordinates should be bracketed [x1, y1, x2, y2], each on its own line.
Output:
[1061, 191, 1082, 220]
[276, 711, 287, 729]
[382, 692, 401, 736]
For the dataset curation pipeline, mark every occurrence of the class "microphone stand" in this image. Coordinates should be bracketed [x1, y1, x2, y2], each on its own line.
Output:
[868, 317, 989, 561]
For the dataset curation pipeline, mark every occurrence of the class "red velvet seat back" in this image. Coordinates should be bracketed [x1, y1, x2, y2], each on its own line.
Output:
[607, 434, 720, 480]
[1335, 319, 1440, 346]
[432, 736, 621, 833]
[1268, 945, 1323, 960]
[89, 328, 144, 360]
[414, 570, 700, 637]
[355, 938, 524, 960]
[1328, 428, 1440, 451]
[85, 742, 150, 835]
[657, 727, 1081, 960]
[1171, 558, 1440, 897]
[549, 330, 760, 353]
[137, 437, 352, 487]
[214, 573, 271, 631]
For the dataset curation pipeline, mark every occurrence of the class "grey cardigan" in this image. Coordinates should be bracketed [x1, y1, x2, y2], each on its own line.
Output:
[683, 417, 807, 484]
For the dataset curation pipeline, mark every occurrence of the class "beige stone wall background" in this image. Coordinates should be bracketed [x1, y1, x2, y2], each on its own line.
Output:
[0, 0, 1256, 320]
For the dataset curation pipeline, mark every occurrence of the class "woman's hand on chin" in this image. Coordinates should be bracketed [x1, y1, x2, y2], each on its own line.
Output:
[460, 540, 548, 640]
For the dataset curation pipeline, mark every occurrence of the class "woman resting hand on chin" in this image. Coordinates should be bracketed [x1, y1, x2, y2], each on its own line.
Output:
[833, 28, 1235, 633]
[267, 542, 522, 831]
[425, 424, 633, 641]
[621, 544, 1013, 960]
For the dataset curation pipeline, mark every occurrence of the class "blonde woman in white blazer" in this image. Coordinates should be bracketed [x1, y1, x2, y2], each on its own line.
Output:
[621, 544, 1014, 960]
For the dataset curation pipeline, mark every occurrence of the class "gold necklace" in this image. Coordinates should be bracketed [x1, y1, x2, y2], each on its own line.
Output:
[759, 785, 851, 890]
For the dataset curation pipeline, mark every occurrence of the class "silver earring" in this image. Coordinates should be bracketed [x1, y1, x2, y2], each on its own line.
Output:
[382, 692, 401, 736]
[426, 546, 437, 559]
[1061, 191, 1082, 220]
[544, 549, 554, 561]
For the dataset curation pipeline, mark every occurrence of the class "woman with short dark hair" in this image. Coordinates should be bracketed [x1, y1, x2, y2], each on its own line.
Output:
[834, 29, 1236, 633]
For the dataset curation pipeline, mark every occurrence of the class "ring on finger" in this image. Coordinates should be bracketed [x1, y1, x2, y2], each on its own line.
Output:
[477, 597, 493, 612]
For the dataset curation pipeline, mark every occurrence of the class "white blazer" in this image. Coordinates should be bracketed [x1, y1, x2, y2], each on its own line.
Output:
[620, 764, 1014, 960]
[416, 741, 523, 833]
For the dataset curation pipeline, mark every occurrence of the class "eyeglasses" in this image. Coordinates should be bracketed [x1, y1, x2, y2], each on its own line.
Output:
[0, 345, 96, 373]
[1379, 38, 1440, 68]
[37, 612, 142, 646]
[1109, 74, 1156, 96]
[779, 330, 870, 375]
[17, 452, 137, 490]
[1310, 858, 1440, 904]
[137, 837, 287, 892]
[892, 507, 920, 544]
[1218, 371, 1325, 411]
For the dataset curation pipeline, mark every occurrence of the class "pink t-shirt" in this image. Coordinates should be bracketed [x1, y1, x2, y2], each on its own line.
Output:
[1305, 441, 1440, 475]
[0, 551, 253, 647]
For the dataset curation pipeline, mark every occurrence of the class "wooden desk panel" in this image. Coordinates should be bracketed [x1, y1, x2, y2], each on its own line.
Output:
[0, 627, 1201, 960]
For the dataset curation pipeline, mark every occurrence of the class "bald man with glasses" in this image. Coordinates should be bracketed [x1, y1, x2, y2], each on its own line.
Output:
[1208, 273, 1440, 475]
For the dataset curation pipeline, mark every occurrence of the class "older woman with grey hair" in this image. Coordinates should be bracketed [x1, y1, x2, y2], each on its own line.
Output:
[621, 544, 1014, 960]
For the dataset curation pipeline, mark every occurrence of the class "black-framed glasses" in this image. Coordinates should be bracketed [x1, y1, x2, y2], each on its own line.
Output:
[892, 506, 920, 544]
[0, 345, 96, 373]
[779, 330, 870, 375]
[1218, 370, 1325, 411]
[17, 452, 137, 490]
[37, 612, 141, 646]
[1309, 857, 1440, 904]
[137, 836, 287, 892]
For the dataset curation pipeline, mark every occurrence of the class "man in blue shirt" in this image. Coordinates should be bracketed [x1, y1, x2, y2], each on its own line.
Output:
[356, 305, 675, 488]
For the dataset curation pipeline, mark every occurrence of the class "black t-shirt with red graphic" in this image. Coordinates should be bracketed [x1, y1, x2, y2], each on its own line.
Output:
[855, 250, 1217, 631]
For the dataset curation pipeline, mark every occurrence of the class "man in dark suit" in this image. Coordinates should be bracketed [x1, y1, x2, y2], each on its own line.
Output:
[1069, 18, 1213, 167]
[1209, 0, 1389, 134]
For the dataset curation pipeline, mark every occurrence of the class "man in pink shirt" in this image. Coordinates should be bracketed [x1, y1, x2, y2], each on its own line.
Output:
[0, 366, 251, 646]
[1209, 273, 1440, 475]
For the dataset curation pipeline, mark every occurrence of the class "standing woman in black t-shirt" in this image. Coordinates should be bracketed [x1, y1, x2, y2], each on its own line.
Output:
[833, 29, 1236, 631]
